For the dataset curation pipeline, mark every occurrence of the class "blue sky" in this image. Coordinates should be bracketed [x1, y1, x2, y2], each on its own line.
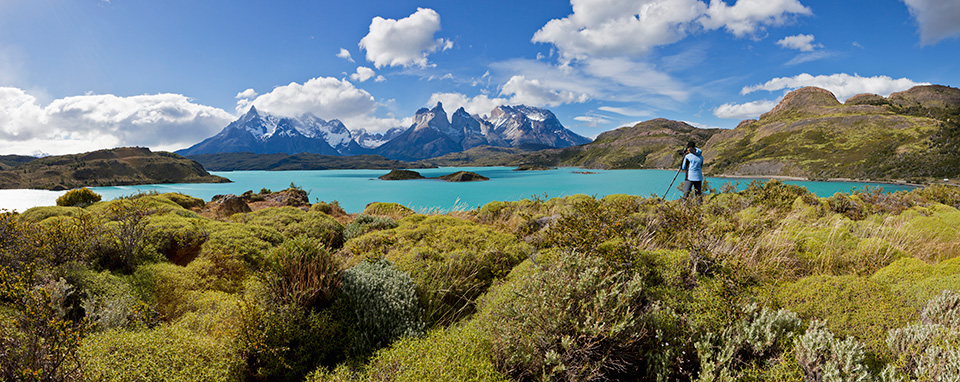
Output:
[0, 0, 958, 155]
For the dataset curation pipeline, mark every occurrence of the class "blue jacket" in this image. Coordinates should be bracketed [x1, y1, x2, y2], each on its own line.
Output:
[681, 148, 703, 181]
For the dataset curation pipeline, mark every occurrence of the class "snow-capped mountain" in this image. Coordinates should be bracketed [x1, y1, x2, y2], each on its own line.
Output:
[351, 127, 405, 149]
[177, 103, 590, 161]
[374, 102, 590, 161]
[176, 106, 367, 156]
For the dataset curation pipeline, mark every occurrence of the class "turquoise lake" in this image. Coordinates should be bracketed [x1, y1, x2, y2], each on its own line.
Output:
[81, 167, 915, 213]
[0, 167, 917, 213]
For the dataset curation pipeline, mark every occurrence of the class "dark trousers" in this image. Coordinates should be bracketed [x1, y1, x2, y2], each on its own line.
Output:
[683, 180, 702, 200]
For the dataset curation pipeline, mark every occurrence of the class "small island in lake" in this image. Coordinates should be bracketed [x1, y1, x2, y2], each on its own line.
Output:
[437, 171, 489, 182]
[377, 169, 489, 182]
[378, 169, 426, 180]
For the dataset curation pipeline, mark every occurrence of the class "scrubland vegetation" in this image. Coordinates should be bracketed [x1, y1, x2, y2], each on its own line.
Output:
[3, 181, 960, 381]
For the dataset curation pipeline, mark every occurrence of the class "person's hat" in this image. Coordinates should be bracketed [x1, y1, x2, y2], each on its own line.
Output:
[687, 141, 696, 148]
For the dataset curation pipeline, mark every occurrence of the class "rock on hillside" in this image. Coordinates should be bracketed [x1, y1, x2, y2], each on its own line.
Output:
[704, 85, 960, 181]
[0, 147, 230, 190]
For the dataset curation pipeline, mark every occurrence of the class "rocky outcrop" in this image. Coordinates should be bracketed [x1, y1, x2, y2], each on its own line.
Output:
[378, 169, 426, 180]
[438, 171, 489, 182]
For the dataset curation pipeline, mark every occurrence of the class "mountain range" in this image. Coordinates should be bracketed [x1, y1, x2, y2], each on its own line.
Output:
[176, 103, 591, 161]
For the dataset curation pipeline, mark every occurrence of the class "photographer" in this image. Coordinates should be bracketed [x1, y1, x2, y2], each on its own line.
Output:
[680, 141, 703, 202]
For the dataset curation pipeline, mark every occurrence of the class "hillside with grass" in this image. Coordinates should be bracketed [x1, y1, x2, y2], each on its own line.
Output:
[4, 182, 960, 381]
[0, 147, 230, 190]
[704, 85, 960, 182]
[422, 120, 720, 169]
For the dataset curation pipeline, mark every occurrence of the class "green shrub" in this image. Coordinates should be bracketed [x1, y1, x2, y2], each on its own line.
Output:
[480, 251, 681, 382]
[233, 206, 344, 248]
[236, 301, 344, 382]
[155, 192, 205, 209]
[343, 214, 398, 241]
[309, 322, 508, 382]
[827, 193, 867, 220]
[344, 215, 529, 326]
[696, 305, 803, 381]
[871, 257, 960, 311]
[339, 259, 423, 358]
[914, 184, 960, 209]
[363, 202, 414, 219]
[199, 220, 284, 278]
[775, 275, 913, 354]
[883, 292, 960, 381]
[80, 325, 236, 382]
[312, 200, 347, 217]
[131, 262, 200, 321]
[18, 205, 82, 222]
[795, 320, 873, 382]
[0, 268, 87, 382]
[56, 187, 102, 207]
[141, 214, 208, 265]
[262, 236, 341, 309]
[741, 180, 811, 211]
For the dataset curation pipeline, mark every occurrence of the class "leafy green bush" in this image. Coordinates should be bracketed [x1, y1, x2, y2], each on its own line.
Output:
[343, 214, 398, 241]
[141, 214, 208, 265]
[363, 202, 414, 219]
[0, 267, 87, 382]
[131, 262, 200, 321]
[308, 322, 508, 382]
[740, 180, 811, 211]
[343, 215, 528, 326]
[233, 206, 344, 248]
[480, 251, 681, 382]
[262, 236, 341, 309]
[236, 301, 344, 382]
[56, 187, 102, 207]
[156, 192, 205, 209]
[795, 320, 873, 382]
[18, 206, 82, 222]
[882, 291, 960, 381]
[80, 325, 236, 382]
[312, 200, 347, 217]
[914, 184, 960, 209]
[696, 305, 803, 381]
[339, 259, 423, 358]
[775, 275, 913, 353]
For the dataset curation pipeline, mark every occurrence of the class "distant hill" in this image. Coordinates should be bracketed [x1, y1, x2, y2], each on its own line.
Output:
[188, 152, 432, 171]
[704, 85, 960, 181]
[421, 119, 720, 169]
[0, 147, 229, 190]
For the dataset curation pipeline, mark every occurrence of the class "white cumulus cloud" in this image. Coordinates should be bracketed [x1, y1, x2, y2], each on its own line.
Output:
[337, 48, 355, 62]
[358, 8, 451, 68]
[713, 99, 779, 119]
[533, 0, 812, 61]
[501, 75, 590, 107]
[699, 0, 812, 37]
[776, 33, 822, 51]
[350, 67, 377, 82]
[0, 87, 235, 155]
[244, 76, 400, 134]
[235, 88, 258, 99]
[741, 73, 929, 101]
[902, 0, 960, 45]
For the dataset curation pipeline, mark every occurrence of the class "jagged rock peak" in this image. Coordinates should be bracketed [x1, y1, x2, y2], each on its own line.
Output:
[760, 87, 840, 119]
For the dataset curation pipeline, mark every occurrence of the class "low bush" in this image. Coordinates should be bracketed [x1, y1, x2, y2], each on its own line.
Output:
[233, 206, 344, 248]
[342, 214, 398, 241]
[363, 202, 414, 219]
[311, 200, 347, 217]
[56, 187, 102, 207]
[308, 322, 508, 382]
[262, 236, 341, 309]
[795, 320, 873, 381]
[883, 291, 960, 381]
[343, 215, 528, 326]
[695, 305, 803, 381]
[338, 259, 423, 358]
[480, 251, 682, 382]
[80, 325, 236, 382]
[775, 275, 913, 354]
[18, 205, 82, 222]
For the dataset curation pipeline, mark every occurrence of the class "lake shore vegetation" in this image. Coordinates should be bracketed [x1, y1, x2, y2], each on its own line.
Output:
[2, 182, 960, 381]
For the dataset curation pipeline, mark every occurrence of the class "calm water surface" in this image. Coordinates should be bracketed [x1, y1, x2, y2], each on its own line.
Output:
[0, 167, 917, 213]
